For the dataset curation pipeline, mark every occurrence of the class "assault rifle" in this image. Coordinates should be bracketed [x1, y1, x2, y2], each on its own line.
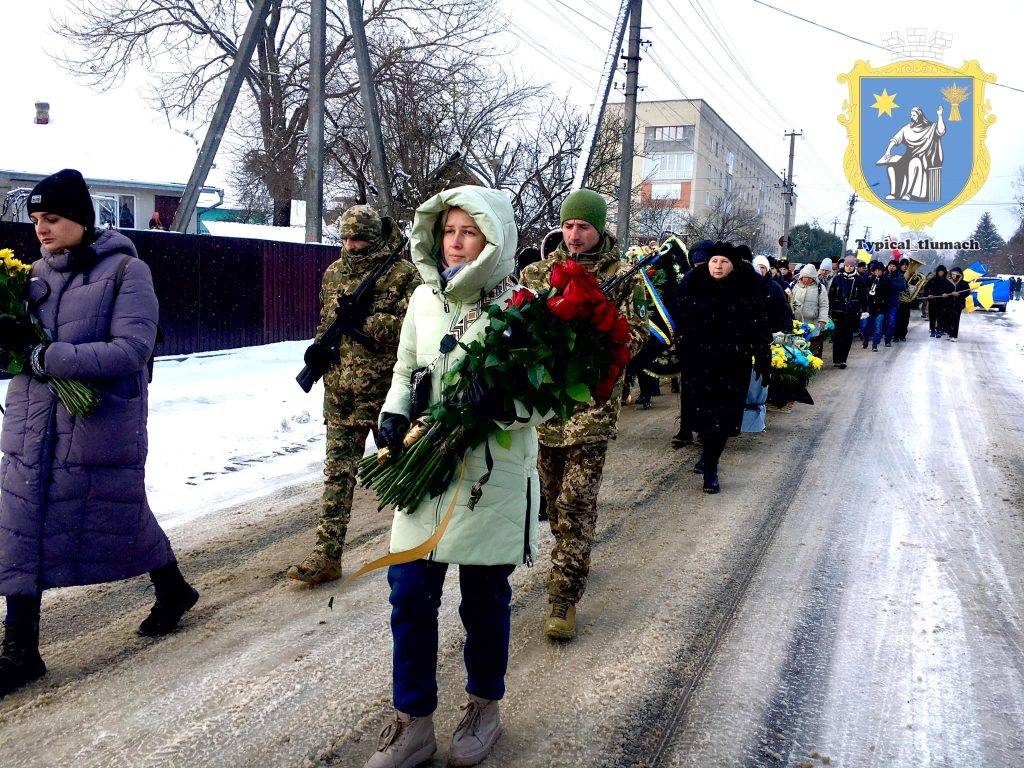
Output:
[296, 235, 408, 393]
[601, 248, 662, 296]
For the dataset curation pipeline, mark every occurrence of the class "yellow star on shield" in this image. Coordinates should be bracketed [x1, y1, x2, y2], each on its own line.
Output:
[870, 88, 899, 117]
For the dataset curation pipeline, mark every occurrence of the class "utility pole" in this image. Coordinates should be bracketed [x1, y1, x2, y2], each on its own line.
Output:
[779, 129, 802, 263]
[171, 0, 273, 233]
[616, 0, 642, 250]
[841, 192, 858, 255]
[831, 217, 839, 236]
[573, 0, 631, 190]
[348, 0, 392, 214]
[304, 0, 326, 242]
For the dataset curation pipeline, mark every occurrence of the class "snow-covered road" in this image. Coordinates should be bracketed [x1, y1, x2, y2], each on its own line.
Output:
[0, 309, 1022, 768]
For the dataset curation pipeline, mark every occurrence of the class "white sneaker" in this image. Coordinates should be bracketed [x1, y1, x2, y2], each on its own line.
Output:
[447, 695, 502, 766]
[363, 710, 436, 768]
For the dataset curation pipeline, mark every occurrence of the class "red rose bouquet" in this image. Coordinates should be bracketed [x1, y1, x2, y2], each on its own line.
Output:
[357, 258, 637, 513]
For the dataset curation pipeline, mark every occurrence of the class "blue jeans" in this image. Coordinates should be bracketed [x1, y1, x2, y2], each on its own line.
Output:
[868, 312, 885, 347]
[388, 559, 515, 717]
[883, 305, 898, 342]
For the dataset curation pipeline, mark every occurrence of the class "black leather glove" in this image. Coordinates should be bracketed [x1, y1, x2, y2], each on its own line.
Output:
[303, 341, 334, 370]
[466, 372, 515, 422]
[754, 348, 772, 381]
[0, 315, 38, 359]
[378, 413, 410, 453]
[334, 295, 369, 329]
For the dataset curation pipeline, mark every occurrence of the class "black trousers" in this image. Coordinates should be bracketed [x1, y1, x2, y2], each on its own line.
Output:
[832, 313, 858, 364]
[895, 303, 912, 340]
[947, 307, 963, 338]
[929, 308, 944, 334]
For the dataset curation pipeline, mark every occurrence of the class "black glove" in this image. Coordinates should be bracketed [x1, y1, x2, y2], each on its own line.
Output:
[466, 372, 515, 422]
[378, 413, 410, 453]
[754, 349, 772, 381]
[0, 315, 37, 358]
[303, 341, 334, 370]
[334, 295, 368, 329]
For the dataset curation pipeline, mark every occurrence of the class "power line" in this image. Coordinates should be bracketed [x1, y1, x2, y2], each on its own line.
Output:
[752, 0, 1024, 95]
[549, 0, 613, 35]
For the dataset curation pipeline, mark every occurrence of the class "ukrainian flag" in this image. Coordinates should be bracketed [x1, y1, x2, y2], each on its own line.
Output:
[962, 261, 988, 282]
[856, 249, 872, 264]
[971, 279, 1011, 309]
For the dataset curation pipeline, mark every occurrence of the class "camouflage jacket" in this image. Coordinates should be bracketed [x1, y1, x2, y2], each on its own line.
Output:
[520, 232, 648, 447]
[318, 222, 421, 426]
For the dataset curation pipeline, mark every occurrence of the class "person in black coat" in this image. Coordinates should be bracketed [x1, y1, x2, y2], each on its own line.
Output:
[752, 254, 793, 333]
[671, 239, 715, 449]
[921, 265, 954, 337]
[827, 256, 866, 368]
[675, 242, 771, 493]
[946, 266, 970, 341]
[860, 260, 891, 351]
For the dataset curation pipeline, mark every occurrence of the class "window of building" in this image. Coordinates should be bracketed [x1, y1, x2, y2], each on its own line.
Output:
[92, 194, 136, 229]
[650, 182, 680, 201]
[642, 152, 694, 181]
[119, 195, 136, 228]
[644, 125, 694, 152]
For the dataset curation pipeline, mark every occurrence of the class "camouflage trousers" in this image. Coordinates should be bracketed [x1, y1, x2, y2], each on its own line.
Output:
[316, 423, 368, 559]
[538, 441, 609, 605]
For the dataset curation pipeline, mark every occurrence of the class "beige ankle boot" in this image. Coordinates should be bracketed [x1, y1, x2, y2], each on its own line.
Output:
[363, 710, 436, 768]
[447, 695, 501, 766]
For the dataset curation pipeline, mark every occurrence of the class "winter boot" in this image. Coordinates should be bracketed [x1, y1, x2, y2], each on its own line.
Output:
[287, 549, 343, 585]
[692, 453, 704, 474]
[138, 563, 200, 637]
[363, 710, 436, 768]
[0, 620, 46, 699]
[884, 340, 892, 347]
[636, 394, 652, 410]
[543, 597, 577, 641]
[448, 695, 502, 766]
[702, 468, 721, 494]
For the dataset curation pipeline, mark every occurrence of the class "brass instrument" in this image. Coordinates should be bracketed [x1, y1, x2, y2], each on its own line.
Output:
[900, 256, 925, 303]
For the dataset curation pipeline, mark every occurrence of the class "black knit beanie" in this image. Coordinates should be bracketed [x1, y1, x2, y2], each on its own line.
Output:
[27, 169, 95, 231]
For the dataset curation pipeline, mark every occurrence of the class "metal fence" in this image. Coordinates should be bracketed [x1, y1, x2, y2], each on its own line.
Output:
[0, 222, 339, 356]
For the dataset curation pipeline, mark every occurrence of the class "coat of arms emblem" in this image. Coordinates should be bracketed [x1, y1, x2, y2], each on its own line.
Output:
[838, 57, 996, 229]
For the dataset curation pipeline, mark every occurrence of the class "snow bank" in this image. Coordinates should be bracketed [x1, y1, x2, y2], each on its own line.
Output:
[0, 341, 366, 530]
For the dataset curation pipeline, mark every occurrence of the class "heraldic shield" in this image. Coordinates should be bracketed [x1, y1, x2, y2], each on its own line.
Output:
[838, 60, 996, 229]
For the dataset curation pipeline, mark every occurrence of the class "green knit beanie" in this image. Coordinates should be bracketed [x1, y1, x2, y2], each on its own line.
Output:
[560, 189, 607, 233]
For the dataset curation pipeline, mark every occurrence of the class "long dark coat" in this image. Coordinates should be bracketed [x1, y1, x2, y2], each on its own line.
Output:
[676, 263, 770, 436]
[0, 230, 173, 595]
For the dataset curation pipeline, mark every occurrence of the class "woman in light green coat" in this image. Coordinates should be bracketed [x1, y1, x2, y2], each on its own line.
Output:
[363, 186, 547, 768]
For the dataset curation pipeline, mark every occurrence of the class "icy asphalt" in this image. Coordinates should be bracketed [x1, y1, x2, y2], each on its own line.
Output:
[0, 309, 1022, 767]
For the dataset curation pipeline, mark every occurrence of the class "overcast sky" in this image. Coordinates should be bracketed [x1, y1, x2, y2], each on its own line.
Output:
[2, 0, 1020, 244]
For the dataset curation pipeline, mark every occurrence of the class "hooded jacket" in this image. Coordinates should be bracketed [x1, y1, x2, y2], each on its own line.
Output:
[863, 262, 892, 315]
[380, 186, 547, 566]
[922, 267, 954, 305]
[790, 264, 829, 324]
[828, 268, 866, 316]
[1, 230, 174, 595]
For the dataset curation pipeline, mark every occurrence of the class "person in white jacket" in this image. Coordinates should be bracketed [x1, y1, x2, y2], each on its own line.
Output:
[364, 186, 547, 768]
[791, 263, 829, 357]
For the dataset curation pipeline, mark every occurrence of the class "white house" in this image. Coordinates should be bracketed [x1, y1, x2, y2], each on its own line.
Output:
[0, 102, 224, 233]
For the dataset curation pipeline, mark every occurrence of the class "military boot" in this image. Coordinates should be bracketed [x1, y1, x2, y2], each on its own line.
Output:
[0, 619, 46, 699]
[363, 710, 436, 768]
[287, 550, 342, 585]
[448, 695, 502, 766]
[543, 597, 577, 641]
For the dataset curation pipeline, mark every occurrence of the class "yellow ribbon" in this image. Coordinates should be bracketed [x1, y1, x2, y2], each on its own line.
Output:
[342, 454, 468, 585]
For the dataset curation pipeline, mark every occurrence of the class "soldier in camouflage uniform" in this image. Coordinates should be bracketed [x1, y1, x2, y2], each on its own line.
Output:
[287, 206, 420, 585]
[520, 189, 647, 640]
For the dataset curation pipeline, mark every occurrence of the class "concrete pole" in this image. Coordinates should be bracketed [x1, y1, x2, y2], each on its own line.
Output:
[347, 0, 392, 214]
[171, 0, 273, 233]
[779, 129, 801, 262]
[304, 0, 327, 242]
[615, 0, 642, 251]
[841, 192, 858, 255]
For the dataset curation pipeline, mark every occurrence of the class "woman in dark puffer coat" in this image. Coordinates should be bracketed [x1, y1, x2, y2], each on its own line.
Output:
[675, 242, 771, 493]
[0, 169, 198, 699]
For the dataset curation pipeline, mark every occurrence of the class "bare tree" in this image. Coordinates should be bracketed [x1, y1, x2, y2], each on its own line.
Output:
[1014, 164, 1024, 224]
[54, 0, 502, 224]
[682, 189, 769, 252]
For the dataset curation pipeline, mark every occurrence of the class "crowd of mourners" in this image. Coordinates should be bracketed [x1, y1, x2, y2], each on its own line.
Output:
[0, 169, 997, 768]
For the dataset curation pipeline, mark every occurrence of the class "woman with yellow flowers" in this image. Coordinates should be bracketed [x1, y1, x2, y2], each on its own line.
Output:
[0, 169, 198, 700]
[674, 242, 771, 493]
